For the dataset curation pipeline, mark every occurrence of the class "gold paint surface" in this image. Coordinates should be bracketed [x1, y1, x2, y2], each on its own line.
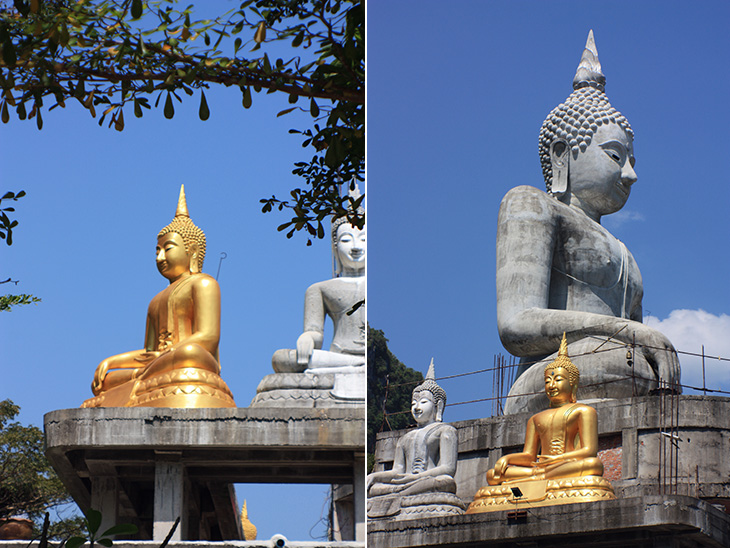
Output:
[82, 186, 236, 409]
[470, 334, 614, 512]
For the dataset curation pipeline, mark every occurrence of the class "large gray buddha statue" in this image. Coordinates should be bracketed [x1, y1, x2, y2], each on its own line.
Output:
[367, 360, 465, 520]
[497, 31, 680, 414]
[251, 190, 365, 407]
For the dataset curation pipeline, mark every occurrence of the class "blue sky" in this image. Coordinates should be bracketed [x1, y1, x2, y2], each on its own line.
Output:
[1, 2, 337, 539]
[3, 0, 730, 540]
[367, 0, 730, 424]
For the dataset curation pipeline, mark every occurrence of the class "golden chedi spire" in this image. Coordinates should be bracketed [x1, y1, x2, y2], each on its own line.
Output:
[240, 500, 257, 541]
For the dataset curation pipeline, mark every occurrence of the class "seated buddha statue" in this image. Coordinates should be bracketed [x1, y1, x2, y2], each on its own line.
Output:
[271, 213, 366, 373]
[367, 361, 465, 519]
[252, 191, 365, 406]
[82, 186, 236, 408]
[468, 334, 614, 513]
[497, 30, 680, 414]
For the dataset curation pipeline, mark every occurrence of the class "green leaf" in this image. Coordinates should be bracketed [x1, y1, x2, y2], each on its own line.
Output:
[1, 101, 8, 123]
[86, 509, 102, 535]
[65, 537, 86, 548]
[198, 90, 209, 121]
[310, 98, 319, 117]
[96, 539, 112, 547]
[134, 100, 142, 118]
[131, 0, 143, 19]
[292, 30, 304, 47]
[2, 39, 16, 66]
[242, 86, 252, 109]
[100, 523, 138, 538]
[163, 92, 174, 119]
[277, 107, 295, 117]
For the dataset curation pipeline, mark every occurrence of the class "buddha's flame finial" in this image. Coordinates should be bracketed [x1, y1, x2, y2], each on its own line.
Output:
[558, 332, 569, 358]
[176, 184, 190, 218]
[573, 29, 606, 91]
[426, 357, 435, 381]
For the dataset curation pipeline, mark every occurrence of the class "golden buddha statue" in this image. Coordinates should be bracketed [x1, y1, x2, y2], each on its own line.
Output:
[82, 186, 236, 408]
[468, 334, 614, 512]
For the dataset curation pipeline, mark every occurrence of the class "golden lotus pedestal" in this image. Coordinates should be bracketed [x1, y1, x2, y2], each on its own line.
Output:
[81, 368, 236, 408]
[467, 476, 615, 513]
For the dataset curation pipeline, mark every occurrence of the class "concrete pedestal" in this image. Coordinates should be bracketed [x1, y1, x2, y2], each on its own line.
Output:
[370, 395, 730, 546]
[44, 407, 365, 543]
[368, 495, 730, 547]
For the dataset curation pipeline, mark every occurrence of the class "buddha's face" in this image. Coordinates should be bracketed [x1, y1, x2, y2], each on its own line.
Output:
[544, 367, 574, 406]
[336, 223, 366, 273]
[569, 123, 637, 218]
[411, 390, 437, 426]
[156, 232, 191, 281]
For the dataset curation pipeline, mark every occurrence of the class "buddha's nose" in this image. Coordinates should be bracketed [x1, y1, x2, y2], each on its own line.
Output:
[157, 249, 165, 261]
[622, 162, 637, 186]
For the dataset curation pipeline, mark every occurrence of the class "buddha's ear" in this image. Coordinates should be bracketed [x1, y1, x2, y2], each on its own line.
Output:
[188, 242, 200, 273]
[436, 400, 445, 422]
[550, 139, 570, 197]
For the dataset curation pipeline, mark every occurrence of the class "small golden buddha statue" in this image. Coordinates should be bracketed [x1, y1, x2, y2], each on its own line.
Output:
[468, 334, 614, 512]
[82, 186, 236, 408]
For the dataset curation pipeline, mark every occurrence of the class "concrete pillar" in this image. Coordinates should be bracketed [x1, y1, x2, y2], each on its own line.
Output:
[353, 451, 365, 542]
[153, 460, 184, 541]
[90, 476, 119, 536]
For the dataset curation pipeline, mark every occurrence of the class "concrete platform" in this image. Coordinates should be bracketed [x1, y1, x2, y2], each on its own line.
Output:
[367, 495, 730, 547]
[373, 395, 730, 506]
[44, 407, 365, 542]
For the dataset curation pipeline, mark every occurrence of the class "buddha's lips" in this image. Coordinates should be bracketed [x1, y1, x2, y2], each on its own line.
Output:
[615, 181, 630, 198]
[349, 250, 364, 260]
[157, 261, 168, 271]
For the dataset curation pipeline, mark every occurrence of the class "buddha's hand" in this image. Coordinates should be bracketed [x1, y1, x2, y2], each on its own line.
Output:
[492, 456, 510, 478]
[391, 473, 418, 485]
[135, 351, 162, 364]
[296, 333, 316, 367]
[91, 363, 108, 395]
[631, 324, 681, 387]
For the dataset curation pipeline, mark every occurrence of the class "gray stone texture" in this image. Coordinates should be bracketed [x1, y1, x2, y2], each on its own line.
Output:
[367, 495, 730, 547]
[373, 396, 730, 509]
[44, 407, 365, 542]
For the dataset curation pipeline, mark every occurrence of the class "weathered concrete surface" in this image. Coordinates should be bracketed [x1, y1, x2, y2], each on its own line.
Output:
[44, 407, 365, 542]
[367, 495, 730, 547]
[373, 396, 730, 506]
[0, 541, 362, 548]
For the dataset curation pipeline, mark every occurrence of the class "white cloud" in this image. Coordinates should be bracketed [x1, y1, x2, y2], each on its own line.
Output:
[645, 309, 730, 394]
[604, 209, 645, 229]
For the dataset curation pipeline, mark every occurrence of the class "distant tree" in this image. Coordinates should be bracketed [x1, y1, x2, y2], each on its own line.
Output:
[367, 326, 423, 471]
[0, 400, 82, 538]
[0, 0, 364, 243]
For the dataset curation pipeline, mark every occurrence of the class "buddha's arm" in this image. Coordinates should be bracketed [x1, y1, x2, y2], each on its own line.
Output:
[172, 275, 220, 354]
[297, 284, 325, 366]
[496, 189, 679, 381]
[492, 418, 539, 478]
[366, 440, 407, 489]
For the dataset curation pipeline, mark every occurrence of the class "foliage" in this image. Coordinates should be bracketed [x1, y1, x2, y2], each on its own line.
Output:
[0, 400, 81, 539]
[0, 0, 364, 242]
[0, 292, 41, 311]
[367, 326, 424, 471]
[65, 509, 138, 548]
[0, 190, 25, 245]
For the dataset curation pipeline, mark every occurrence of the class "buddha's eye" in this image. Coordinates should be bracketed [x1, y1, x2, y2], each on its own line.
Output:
[605, 150, 621, 164]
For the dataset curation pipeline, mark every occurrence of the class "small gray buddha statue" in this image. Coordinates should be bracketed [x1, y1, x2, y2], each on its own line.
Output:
[367, 360, 465, 520]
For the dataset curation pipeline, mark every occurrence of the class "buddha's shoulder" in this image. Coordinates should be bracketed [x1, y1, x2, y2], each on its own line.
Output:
[189, 273, 220, 289]
[500, 185, 559, 216]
